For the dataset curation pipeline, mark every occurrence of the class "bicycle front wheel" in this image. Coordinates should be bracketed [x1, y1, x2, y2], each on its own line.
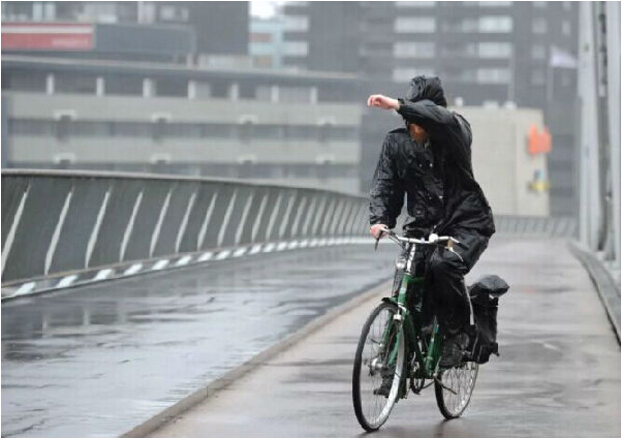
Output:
[434, 361, 479, 419]
[352, 302, 405, 431]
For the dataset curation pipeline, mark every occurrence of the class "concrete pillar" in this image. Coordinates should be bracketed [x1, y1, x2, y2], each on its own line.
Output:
[46, 73, 55, 95]
[96, 76, 105, 97]
[606, 1, 621, 263]
[577, 2, 601, 250]
[229, 83, 239, 101]
[188, 80, 197, 100]
[143, 78, 154, 97]
[271, 85, 279, 103]
[310, 87, 318, 104]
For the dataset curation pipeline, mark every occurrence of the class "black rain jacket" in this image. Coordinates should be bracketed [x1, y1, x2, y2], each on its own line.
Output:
[369, 99, 495, 238]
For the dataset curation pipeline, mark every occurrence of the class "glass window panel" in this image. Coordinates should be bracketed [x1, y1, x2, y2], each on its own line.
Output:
[286, 125, 317, 139]
[164, 123, 203, 138]
[55, 73, 97, 94]
[115, 122, 153, 137]
[395, 17, 436, 33]
[104, 75, 143, 96]
[393, 67, 435, 82]
[70, 121, 113, 136]
[477, 68, 510, 84]
[2, 71, 47, 92]
[8, 119, 55, 136]
[478, 42, 512, 58]
[479, 16, 513, 33]
[394, 42, 435, 58]
[203, 123, 236, 139]
[395, 1, 435, 7]
[283, 15, 309, 31]
[280, 86, 310, 103]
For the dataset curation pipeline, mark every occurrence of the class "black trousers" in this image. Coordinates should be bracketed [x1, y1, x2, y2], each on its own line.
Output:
[407, 229, 489, 338]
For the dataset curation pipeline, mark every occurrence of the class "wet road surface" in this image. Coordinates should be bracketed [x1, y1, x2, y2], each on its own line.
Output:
[2, 244, 396, 438]
[147, 237, 621, 438]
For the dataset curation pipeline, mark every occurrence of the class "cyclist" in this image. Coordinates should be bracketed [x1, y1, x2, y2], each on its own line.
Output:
[367, 76, 495, 369]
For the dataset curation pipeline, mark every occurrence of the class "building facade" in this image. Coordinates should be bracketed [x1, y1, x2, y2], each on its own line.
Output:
[281, 1, 578, 216]
[1, 56, 363, 193]
[1, 1, 249, 62]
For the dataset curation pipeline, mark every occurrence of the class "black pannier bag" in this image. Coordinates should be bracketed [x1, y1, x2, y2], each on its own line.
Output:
[467, 275, 509, 364]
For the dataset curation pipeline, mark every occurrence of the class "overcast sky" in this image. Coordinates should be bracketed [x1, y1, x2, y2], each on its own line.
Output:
[250, 1, 281, 18]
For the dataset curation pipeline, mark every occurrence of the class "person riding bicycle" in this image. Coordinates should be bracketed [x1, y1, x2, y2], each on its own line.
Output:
[367, 75, 495, 369]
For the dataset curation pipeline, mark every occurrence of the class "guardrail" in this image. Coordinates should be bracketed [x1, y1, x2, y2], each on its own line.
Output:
[1, 170, 369, 299]
[1, 170, 579, 300]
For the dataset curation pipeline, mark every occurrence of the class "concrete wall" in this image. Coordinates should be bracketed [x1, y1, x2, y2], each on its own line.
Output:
[1, 170, 368, 286]
[459, 106, 550, 217]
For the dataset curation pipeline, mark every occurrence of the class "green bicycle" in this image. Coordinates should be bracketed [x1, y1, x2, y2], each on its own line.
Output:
[352, 228, 479, 431]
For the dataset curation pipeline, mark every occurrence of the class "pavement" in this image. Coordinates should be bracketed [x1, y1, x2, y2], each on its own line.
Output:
[145, 236, 621, 438]
[1, 244, 396, 438]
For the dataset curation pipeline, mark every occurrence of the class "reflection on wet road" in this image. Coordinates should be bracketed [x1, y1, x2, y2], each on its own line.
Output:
[146, 237, 620, 438]
[2, 244, 395, 438]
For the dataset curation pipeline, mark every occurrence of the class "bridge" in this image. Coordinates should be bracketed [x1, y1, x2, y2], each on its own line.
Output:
[2, 3, 621, 434]
[1, 169, 619, 438]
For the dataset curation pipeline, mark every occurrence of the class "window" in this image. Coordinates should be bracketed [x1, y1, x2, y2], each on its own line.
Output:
[478, 42, 512, 58]
[56, 115, 72, 141]
[251, 32, 272, 43]
[395, 1, 435, 7]
[562, 20, 571, 36]
[163, 123, 202, 139]
[395, 17, 436, 33]
[55, 74, 97, 94]
[156, 78, 187, 97]
[2, 71, 47, 92]
[479, 16, 513, 33]
[280, 86, 311, 103]
[477, 68, 510, 84]
[441, 42, 477, 57]
[479, 1, 511, 6]
[283, 15, 309, 31]
[531, 45, 546, 60]
[115, 122, 152, 137]
[532, 17, 547, 34]
[203, 124, 236, 139]
[283, 41, 308, 56]
[8, 119, 55, 136]
[104, 75, 143, 96]
[70, 121, 113, 136]
[393, 67, 435, 82]
[393, 42, 435, 58]
[285, 125, 316, 140]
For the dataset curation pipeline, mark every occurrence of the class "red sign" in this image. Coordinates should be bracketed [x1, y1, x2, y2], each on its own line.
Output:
[527, 125, 552, 155]
[1, 22, 94, 51]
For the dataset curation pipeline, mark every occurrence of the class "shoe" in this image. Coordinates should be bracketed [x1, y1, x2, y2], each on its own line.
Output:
[373, 376, 393, 397]
[439, 332, 469, 368]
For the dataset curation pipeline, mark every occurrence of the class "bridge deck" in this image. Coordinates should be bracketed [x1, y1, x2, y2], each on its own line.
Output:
[1, 244, 395, 438]
[147, 237, 620, 438]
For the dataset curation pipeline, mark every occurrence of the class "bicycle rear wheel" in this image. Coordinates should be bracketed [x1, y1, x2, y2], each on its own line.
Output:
[434, 361, 479, 419]
[352, 302, 405, 431]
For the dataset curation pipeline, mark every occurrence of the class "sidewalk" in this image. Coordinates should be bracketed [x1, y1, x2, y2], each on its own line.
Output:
[145, 236, 621, 438]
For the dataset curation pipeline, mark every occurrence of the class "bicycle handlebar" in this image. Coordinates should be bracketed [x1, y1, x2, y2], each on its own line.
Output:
[374, 226, 469, 252]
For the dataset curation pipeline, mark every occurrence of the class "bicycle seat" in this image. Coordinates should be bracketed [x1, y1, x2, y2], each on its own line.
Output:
[468, 275, 509, 298]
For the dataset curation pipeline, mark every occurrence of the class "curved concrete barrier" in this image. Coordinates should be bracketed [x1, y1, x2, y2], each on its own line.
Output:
[1, 169, 579, 300]
[1, 170, 369, 299]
